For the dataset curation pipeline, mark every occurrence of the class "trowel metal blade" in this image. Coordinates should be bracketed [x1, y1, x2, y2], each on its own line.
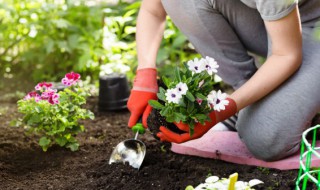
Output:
[109, 139, 146, 169]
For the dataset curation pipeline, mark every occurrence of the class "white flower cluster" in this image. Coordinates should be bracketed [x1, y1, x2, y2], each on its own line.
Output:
[165, 82, 188, 104]
[187, 56, 219, 75]
[189, 175, 263, 190]
[164, 56, 229, 112]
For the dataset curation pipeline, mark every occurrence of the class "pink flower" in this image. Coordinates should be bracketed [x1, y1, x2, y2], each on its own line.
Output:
[24, 91, 41, 102]
[35, 82, 53, 91]
[40, 89, 59, 105]
[41, 88, 57, 100]
[48, 93, 60, 105]
[61, 72, 81, 86]
[196, 98, 203, 105]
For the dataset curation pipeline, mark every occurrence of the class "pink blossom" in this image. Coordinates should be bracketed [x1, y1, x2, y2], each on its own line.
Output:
[24, 91, 41, 102]
[196, 98, 203, 105]
[41, 88, 57, 101]
[35, 82, 53, 91]
[48, 93, 60, 105]
[61, 71, 81, 86]
[41, 89, 60, 105]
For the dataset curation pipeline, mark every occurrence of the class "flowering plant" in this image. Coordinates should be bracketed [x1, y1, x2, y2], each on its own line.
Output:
[149, 56, 229, 135]
[185, 174, 263, 190]
[16, 72, 94, 152]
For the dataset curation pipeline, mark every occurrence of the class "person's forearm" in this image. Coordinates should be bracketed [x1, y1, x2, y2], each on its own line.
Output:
[136, 3, 166, 69]
[230, 6, 302, 111]
[230, 54, 302, 111]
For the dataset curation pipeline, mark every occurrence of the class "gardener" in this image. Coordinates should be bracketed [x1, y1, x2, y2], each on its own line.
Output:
[127, 0, 320, 161]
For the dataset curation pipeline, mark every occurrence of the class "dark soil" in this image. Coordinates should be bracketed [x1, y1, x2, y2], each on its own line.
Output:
[0, 96, 311, 190]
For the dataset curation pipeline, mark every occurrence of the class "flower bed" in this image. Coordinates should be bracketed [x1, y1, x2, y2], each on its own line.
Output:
[0, 96, 308, 189]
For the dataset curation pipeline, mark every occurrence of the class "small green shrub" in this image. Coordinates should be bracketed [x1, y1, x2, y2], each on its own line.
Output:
[15, 72, 94, 152]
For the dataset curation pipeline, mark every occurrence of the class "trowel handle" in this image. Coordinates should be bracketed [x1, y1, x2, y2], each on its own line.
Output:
[132, 118, 145, 135]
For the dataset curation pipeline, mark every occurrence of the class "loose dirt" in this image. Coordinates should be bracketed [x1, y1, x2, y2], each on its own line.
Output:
[0, 97, 308, 190]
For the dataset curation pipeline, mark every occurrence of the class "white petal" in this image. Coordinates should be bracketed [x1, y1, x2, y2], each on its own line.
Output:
[207, 182, 226, 189]
[205, 176, 219, 183]
[220, 178, 229, 186]
[249, 179, 264, 187]
[235, 181, 246, 189]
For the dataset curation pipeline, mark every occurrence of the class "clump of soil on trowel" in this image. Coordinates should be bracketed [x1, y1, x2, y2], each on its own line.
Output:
[147, 80, 185, 140]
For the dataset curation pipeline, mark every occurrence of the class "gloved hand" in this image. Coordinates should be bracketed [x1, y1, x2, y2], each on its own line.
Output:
[127, 68, 158, 128]
[156, 98, 237, 143]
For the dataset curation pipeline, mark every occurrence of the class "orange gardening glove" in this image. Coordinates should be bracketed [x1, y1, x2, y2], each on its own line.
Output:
[156, 98, 237, 143]
[127, 68, 158, 128]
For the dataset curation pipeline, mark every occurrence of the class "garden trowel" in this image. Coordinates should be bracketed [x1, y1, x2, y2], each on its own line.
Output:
[109, 119, 146, 170]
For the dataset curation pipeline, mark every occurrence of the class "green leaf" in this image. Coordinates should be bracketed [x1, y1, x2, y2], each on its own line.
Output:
[157, 92, 166, 102]
[148, 100, 165, 110]
[55, 137, 67, 147]
[194, 114, 210, 122]
[175, 67, 181, 82]
[173, 112, 186, 123]
[27, 114, 41, 125]
[39, 137, 51, 152]
[185, 185, 195, 190]
[172, 34, 187, 48]
[189, 122, 195, 136]
[162, 76, 170, 88]
[86, 111, 95, 120]
[186, 91, 195, 102]
[178, 99, 186, 107]
[160, 106, 170, 116]
[35, 106, 42, 113]
[187, 101, 195, 113]
[67, 142, 79, 152]
[59, 117, 68, 124]
[195, 93, 207, 100]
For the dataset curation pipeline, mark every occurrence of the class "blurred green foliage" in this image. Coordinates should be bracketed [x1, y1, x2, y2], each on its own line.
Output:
[0, 0, 199, 93]
[0, 0, 105, 83]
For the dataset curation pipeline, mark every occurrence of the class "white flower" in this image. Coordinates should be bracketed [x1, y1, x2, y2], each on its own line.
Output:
[204, 56, 219, 75]
[207, 90, 217, 105]
[175, 82, 188, 95]
[165, 88, 182, 104]
[187, 58, 205, 74]
[207, 90, 229, 112]
[193, 175, 263, 190]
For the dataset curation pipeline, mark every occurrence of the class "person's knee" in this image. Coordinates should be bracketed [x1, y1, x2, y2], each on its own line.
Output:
[246, 143, 285, 161]
[241, 134, 300, 161]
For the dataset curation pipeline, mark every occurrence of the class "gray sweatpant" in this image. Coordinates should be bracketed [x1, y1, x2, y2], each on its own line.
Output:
[161, 0, 320, 161]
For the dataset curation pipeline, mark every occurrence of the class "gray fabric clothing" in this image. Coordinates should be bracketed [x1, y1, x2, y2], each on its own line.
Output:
[240, 0, 320, 25]
[240, 0, 297, 21]
[161, 0, 320, 161]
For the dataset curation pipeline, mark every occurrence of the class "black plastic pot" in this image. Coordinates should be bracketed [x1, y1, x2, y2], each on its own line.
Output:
[98, 73, 130, 111]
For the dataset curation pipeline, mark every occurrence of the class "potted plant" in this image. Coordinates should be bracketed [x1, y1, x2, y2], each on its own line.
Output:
[15, 72, 94, 151]
[148, 56, 229, 138]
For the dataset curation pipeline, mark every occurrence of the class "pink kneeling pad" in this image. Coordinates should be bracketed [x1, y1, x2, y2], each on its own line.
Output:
[171, 127, 320, 170]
